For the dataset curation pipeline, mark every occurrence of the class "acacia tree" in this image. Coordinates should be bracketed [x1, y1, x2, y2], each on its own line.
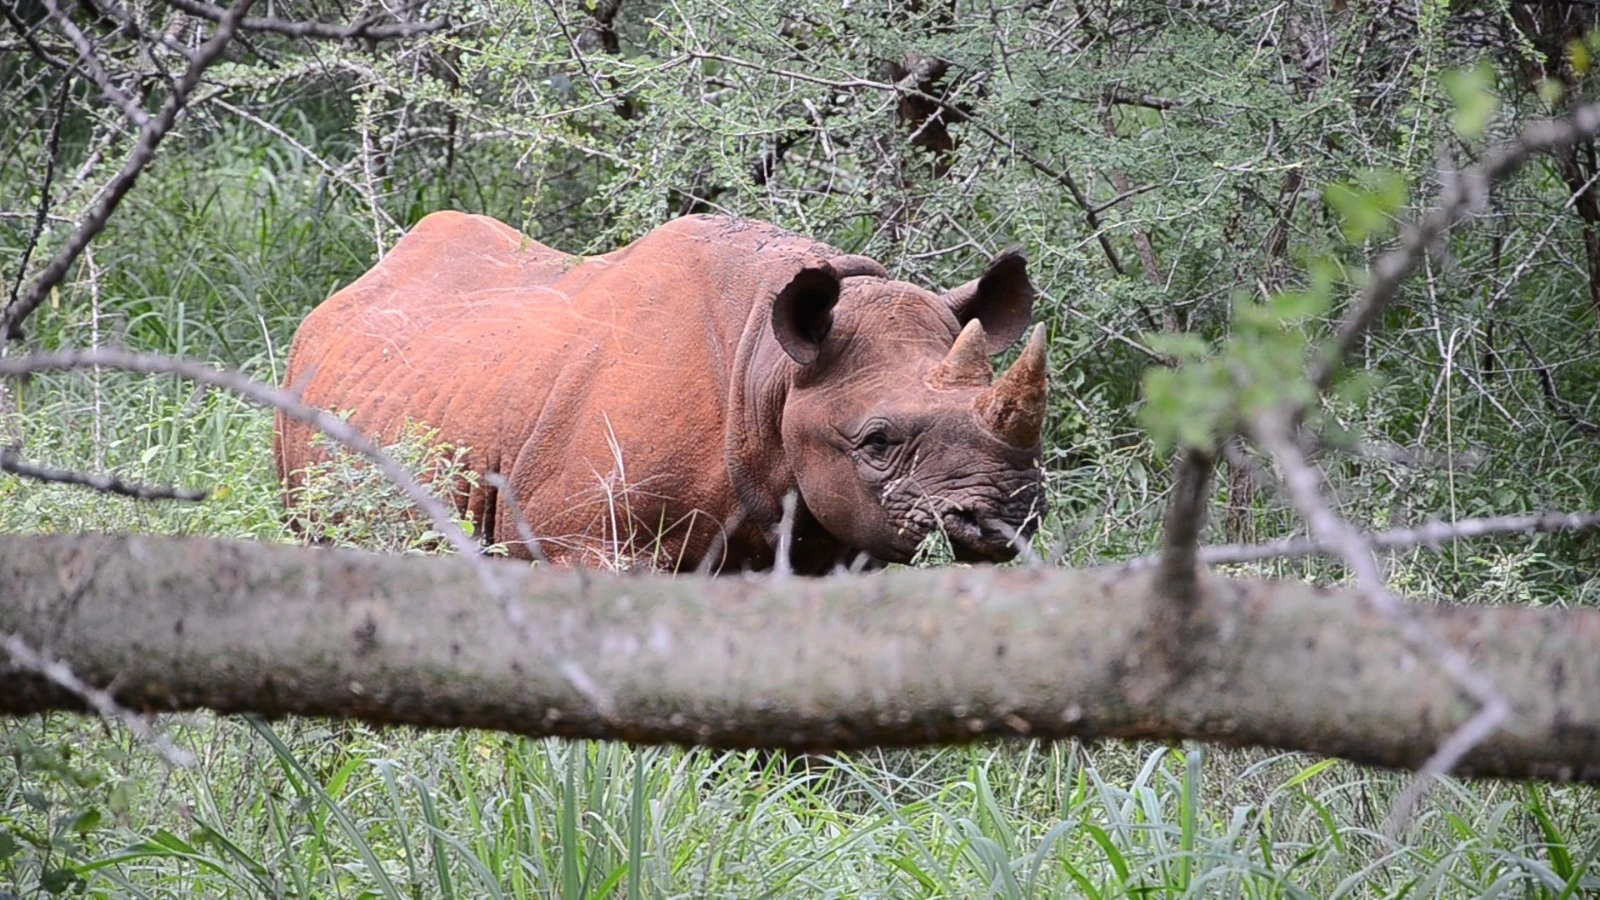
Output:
[4, 0, 1600, 835]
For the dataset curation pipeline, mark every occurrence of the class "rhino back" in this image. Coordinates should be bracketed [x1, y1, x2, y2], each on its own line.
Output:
[278, 211, 833, 557]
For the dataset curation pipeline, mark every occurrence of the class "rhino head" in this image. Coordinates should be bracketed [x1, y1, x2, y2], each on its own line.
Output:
[762, 250, 1048, 566]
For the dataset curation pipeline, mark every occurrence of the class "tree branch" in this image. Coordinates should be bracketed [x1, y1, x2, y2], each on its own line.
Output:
[0, 347, 493, 592]
[1, 446, 208, 501]
[1, 632, 194, 768]
[4, 533, 1599, 783]
[40, 0, 150, 128]
[1252, 411, 1509, 829]
[1, 0, 259, 343]
[1123, 509, 1600, 568]
[1152, 449, 1213, 669]
[6, 73, 70, 316]
[160, 0, 449, 41]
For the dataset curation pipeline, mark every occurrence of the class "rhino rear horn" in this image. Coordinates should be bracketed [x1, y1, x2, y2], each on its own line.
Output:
[941, 249, 1035, 354]
[926, 319, 992, 389]
[977, 324, 1048, 447]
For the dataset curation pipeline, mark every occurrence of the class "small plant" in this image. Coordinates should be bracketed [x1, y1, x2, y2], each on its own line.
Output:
[287, 418, 483, 556]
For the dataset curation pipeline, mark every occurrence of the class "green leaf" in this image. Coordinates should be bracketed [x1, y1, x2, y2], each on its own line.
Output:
[107, 780, 135, 818]
[1142, 332, 1210, 360]
[0, 830, 17, 863]
[1571, 39, 1592, 76]
[1268, 288, 1331, 323]
[39, 868, 82, 895]
[1539, 77, 1565, 108]
[1443, 60, 1500, 139]
[1323, 169, 1408, 243]
[68, 807, 102, 834]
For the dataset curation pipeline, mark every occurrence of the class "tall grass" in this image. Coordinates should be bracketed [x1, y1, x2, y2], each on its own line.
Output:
[5, 712, 1598, 898]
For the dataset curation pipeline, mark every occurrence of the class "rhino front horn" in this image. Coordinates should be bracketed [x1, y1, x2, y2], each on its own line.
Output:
[926, 319, 992, 389]
[977, 324, 1047, 447]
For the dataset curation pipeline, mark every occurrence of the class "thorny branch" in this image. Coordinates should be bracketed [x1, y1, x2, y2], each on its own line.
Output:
[0, 446, 208, 501]
[1241, 510, 1600, 565]
[1210, 105, 1600, 829]
[0, 0, 449, 344]
[1, 633, 195, 768]
[0, 348, 498, 593]
[0, 0, 260, 342]
[6, 74, 68, 314]
[161, 0, 451, 41]
[1121, 508, 1600, 569]
[40, 0, 150, 128]
[1253, 412, 1510, 833]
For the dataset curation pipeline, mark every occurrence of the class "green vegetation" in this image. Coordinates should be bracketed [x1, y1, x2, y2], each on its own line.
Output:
[5, 0, 1600, 894]
[6, 715, 1599, 898]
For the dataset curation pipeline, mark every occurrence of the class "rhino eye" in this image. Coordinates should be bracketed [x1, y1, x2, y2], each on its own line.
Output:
[860, 428, 891, 458]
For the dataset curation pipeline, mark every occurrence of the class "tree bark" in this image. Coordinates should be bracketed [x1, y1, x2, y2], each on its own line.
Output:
[2, 533, 1598, 782]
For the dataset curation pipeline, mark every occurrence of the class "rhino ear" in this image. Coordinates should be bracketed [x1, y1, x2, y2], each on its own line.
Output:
[941, 249, 1035, 354]
[771, 265, 842, 365]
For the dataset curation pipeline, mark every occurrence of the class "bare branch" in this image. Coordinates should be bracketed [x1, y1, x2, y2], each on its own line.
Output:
[2, 632, 194, 768]
[6, 532, 1600, 784]
[1, 446, 208, 501]
[1099, 90, 1186, 111]
[1252, 411, 1509, 832]
[1515, 330, 1600, 435]
[0, 347, 499, 594]
[40, 0, 150, 128]
[6, 74, 70, 315]
[1, 0, 260, 342]
[0, 3, 73, 70]
[160, 0, 450, 41]
[1153, 449, 1213, 646]
[483, 472, 555, 569]
[1123, 509, 1600, 569]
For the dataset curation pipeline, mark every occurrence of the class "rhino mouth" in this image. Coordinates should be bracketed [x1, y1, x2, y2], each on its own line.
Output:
[939, 509, 1033, 563]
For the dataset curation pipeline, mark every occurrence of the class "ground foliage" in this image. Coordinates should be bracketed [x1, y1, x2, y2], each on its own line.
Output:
[4, 0, 1600, 895]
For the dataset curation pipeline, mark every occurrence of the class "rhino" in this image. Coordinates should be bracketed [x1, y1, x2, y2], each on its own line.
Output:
[274, 211, 1049, 574]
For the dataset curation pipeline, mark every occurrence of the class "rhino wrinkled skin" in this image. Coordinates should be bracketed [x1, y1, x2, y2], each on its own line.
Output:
[274, 212, 1049, 574]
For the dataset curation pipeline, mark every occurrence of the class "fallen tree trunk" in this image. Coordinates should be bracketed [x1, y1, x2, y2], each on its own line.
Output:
[2, 533, 1597, 782]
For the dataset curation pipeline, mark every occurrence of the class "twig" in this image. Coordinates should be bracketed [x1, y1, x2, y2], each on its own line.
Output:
[40, 0, 150, 127]
[1121, 509, 1600, 569]
[1252, 411, 1508, 834]
[1, 0, 260, 342]
[2, 632, 194, 768]
[1098, 90, 1186, 111]
[0, 348, 496, 593]
[209, 97, 399, 233]
[1, 446, 208, 501]
[161, 0, 450, 41]
[483, 472, 556, 569]
[1087, 181, 1162, 216]
[1515, 330, 1600, 435]
[0, 3, 73, 70]
[6, 73, 69, 314]
[774, 489, 798, 578]
[1155, 450, 1214, 611]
